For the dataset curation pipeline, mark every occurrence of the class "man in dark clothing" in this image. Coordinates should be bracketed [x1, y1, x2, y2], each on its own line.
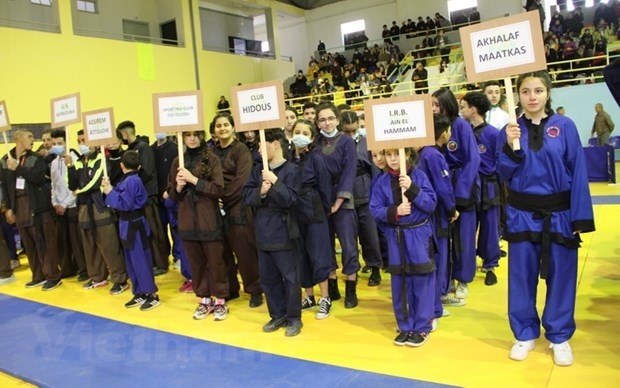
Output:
[117, 120, 169, 275]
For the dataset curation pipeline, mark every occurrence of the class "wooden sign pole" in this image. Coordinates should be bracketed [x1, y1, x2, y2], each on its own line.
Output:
[399, 148, 408, 204]
[259, 128, 269, 172]
[100, 146, 108, 177]
[3, 132, 12, 160]
[504, 76, 521, 150]
[176, 132, 184, 169]
[65, 128, 71, 157]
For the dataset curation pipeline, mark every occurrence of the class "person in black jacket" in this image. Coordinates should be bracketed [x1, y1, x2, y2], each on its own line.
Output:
[1, 130, 61, 290]
[117, 120, 169, 276]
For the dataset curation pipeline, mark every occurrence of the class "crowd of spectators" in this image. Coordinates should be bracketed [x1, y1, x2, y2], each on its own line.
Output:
[380, 10, 480, 43]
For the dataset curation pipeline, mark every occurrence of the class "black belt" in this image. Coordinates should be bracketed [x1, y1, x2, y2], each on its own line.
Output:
[507, 189, 570, 279]
[118, 209, 145, 221]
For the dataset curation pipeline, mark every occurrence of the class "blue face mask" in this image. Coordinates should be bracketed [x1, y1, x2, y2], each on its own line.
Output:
[357, 126, 367, 138]
[155, 133, 167, 141]
[320, 129, 338, 138]
[50, 145, 65, 155]
[78, 144, 90, 156]
[291, 134, 312, 148]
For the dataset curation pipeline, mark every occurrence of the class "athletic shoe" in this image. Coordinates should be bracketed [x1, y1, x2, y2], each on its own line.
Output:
[431, 319, 438, 332]
[83, 279, 108, 290]
[42, 279, 62, 291]
[226, 292, 240, 302]
[301, 295, 317, 311]
[193, 301, 214, 320]
[25, 279, 46, 288]
[249, 293, 263, 308]
[407, 332, 429, 347]
[455, 282, 469, 299]
[485, 270, 498, 286]
[441, 308, 451, 317]
[140, 295, 161, 311]
[285, 320, 303, 337]
[0, 274, 17, 286]
[213, 303, 228, 321]
[125, 294, 147, 308]
[550, 341, 574, 366]
[77, 273, 89, 282]
[441, 295, 465, 307]
[10, 260, 21, 270]
[315, 297, 332, 320]
[394, 331, 409, 346]
[178, 280, 193, 293]
[509, 339, 536, 361]
[263, 316, 287, 333]
[153, 267, 168, 276]
[109, 282, 129, 295]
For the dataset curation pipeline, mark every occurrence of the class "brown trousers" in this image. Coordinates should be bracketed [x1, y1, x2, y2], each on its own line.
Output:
[79, 205, 127, 284]
[18, 211, 61, 282]
[51, 207, 87, 278]
[183, 239, 228, 299]
[224, 219, 261, 295]
[144, 201, 169, 270]
[0, 230, 12, 279]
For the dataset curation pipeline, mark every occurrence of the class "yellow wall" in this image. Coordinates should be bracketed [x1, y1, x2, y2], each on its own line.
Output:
[0, 0, 293, 145]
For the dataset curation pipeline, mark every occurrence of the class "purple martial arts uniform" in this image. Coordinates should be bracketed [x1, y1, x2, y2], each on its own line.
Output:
[445, 117, 481, 284]
[418, 145, 456, 319]
[105, 171, 157, 296]
[473, 122, 501, 270]
[370, 167, 437, 333]
[497, 113, 595, 344]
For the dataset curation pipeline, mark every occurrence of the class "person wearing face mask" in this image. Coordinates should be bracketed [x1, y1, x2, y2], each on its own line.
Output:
[116, 120, 169, 277]
[290, 119, 335, 319]
[49, 129, 87, 281]
[151, 131, 180, 271]
[67, 134, 128, 295]
[339, 111, 382, 287]
[106, 131, 125, 186]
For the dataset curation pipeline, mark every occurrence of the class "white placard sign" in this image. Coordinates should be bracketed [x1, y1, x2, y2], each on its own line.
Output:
[372, 101, 427, 142]
[237, 85, 280, 124]
[51, 93, 81, 127]
[82, 108, 115, 147]
[158, 95, 200, 127]
[0, 102, 8, 130]
[470, 22, 535, 74]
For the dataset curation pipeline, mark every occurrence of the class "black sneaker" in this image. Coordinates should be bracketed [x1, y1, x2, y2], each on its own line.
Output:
[226, 292, 240, 302]
[125, 294, 147, 308]
[153, 267, 168, 276]
[77, 273, 89, 282]
[263, 316, 287, 333]
[315, 297, 331, 320]
[368, 267, 381, 286]
[109, 282, 129, 295]
[485, 270, 498, 286]
[394, 331, 409, 346]
[140, 295, 161, 311]
[249, 293, 263, 308]
[42, 279, 62, 291]
[285, 319, 303, 337]
[301, 295, 317, 311]
[500, 249, 508, 258]
[25, 279, 46, 288]
[406, 332, 429, 347]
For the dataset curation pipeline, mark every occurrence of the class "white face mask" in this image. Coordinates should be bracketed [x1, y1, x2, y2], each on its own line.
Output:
[291, 134, 312, 148]
[357, 127, 367, 138]
[155, 133, 167, 141]
[78, 144, 90, 155]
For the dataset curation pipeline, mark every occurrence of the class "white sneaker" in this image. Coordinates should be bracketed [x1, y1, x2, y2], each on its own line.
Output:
[0, 274, 17, 286]
[455, 282, 469, 299]
[441, 309, 451, 317]
[431, 319, 438, 332]
[550, 341, 574, 366]
[509, 339, 536, 361]
[441, 295, 465, 306]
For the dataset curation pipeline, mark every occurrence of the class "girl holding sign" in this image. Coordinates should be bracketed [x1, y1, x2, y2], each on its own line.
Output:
[369, 147, 437, 346]
[498, 70, 594, 366]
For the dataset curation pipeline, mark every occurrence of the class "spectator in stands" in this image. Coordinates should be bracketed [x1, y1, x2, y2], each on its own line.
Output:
[387, 57, 399, 83]
[452, 11, 468, 30]
[526, 0, 545, 32]
[548, 11, 564, 31]
[580, 29, 594, 52]
[317, 40, 326, 56]
[556, 106, 565, 115]
[405, 19, 416, 38]
[435, 13, 452, 31]
[550, 19, 564, 38]
[376, 47, 391, 70]
[290, 70, 309, 98]
[593, 31, 607, 63]
[591, 103, 615, 146]
[382, 25, 391, 43]
[390, 21, 400, 41]
[416, 17, 427, 36]
[422, 33, 434, 57]
[426, 16, 436, 32]
[412, 61, 428, 95]
[434, 29, 451, 63]
[564, 12, 583, 36]
[217, 96, 230, 114]
[469, 8, 481, 24]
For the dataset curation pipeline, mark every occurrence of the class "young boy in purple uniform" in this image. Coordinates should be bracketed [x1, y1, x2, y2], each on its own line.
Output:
[418, 114, 460, 325]
[460, 92, 501, 286]
[103, 151, 160, 311]
[370, 148, 437, 347]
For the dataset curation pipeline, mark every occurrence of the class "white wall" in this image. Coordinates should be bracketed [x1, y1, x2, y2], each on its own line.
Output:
[278, 17, 309, 71]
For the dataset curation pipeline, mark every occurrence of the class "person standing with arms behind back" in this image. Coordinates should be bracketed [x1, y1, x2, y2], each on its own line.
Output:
[591, 103, 615, 146]
[498, 70, 595, 367]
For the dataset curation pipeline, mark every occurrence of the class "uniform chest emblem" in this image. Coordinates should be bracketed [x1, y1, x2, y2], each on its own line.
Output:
[546, 126, 560, 138]
[478, 144, 487, 153]
[447, 141, 458, 152]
